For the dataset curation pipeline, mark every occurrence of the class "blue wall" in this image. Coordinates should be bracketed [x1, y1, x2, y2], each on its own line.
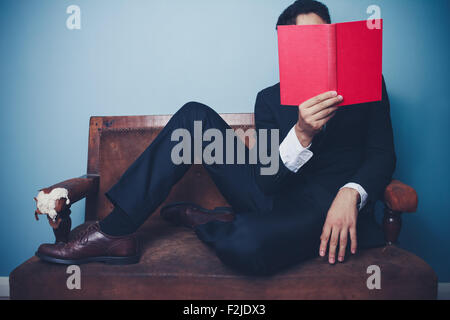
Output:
[1, 0, 449, 281]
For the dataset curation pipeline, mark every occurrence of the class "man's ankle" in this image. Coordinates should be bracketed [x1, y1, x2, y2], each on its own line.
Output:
[99, 206, 137, 236]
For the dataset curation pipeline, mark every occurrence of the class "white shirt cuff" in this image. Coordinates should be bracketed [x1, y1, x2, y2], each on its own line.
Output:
[279, 126, 313, 173]
[341, 182, 368, 211]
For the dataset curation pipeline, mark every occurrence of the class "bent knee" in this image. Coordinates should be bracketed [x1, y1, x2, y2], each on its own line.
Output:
[177, 101, 214, 118]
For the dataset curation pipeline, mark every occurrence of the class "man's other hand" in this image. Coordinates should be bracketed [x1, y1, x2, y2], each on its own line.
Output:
[319, 187, 360, 264]
[295, 91, 343, 147]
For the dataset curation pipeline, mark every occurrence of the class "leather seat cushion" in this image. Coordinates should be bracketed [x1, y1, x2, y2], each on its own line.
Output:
[10, 215, 437, 300]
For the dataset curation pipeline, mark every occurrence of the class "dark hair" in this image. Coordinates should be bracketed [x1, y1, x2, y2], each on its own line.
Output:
[276, 0, 331, 28]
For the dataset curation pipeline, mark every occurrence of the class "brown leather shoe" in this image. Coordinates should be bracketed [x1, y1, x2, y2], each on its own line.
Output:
[160, 202, 234, 228]
[36, 222, 140, 265]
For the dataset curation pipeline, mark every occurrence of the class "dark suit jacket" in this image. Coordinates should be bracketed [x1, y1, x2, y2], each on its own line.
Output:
[253, 78, 396, 247]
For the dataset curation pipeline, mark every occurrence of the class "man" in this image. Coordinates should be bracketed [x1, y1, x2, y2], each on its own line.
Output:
[36, 0, 395, 276]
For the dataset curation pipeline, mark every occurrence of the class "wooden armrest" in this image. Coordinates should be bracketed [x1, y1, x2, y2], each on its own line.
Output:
[33, 174, 99, 242]
[382, 180, 418, 245]
[38, 174, 99, 204]
[384, 180, 418, 213]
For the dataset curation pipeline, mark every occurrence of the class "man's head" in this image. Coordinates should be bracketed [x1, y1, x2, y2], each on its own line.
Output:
[276, 0, 331, 27]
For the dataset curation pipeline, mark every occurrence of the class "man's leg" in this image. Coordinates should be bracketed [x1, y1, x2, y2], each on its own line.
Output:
[36, 101, 273, 265]
[103, 101, 271, 233]
[195, 193, 327, 276]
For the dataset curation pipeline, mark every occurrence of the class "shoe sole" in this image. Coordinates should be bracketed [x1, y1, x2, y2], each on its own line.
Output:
[160, 202, 234, 227]
[35, 251, 140, 265]
[161, 202, 233, 214]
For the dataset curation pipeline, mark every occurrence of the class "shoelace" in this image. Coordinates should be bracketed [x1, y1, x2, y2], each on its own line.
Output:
[77, 223, 99, 245]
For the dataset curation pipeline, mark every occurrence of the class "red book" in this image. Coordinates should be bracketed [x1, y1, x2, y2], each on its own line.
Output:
[277, 20, 383, 106]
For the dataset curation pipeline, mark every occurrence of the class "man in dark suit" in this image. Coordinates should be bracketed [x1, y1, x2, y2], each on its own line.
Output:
[36, 0, 395, 275]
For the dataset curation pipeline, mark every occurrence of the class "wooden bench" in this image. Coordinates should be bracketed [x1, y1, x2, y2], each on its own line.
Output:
[10, 114, 437, 299]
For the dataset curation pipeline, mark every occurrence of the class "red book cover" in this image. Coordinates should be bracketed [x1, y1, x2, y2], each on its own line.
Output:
[277, 20, 383, 106]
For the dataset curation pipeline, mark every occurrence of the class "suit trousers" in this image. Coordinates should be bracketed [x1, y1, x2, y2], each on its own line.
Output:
[106, 102, 328, 275]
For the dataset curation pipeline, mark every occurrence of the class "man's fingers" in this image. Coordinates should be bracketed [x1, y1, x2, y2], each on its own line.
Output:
[313, 105, 339, 121]
[308, 95, 343, 115]
[315, 111, 336, 129]
[350, 227, 358, 254]
[319, 225, 331, 257]
[338, 228, 348, 262]
[328, 227, 340, 264]
[301, 91, 338, 109]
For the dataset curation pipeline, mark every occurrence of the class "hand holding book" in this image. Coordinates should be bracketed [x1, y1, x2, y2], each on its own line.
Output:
[295, 91, 343, 147]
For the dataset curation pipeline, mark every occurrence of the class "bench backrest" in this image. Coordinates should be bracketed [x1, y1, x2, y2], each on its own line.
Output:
[85, 114, 254, 221]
